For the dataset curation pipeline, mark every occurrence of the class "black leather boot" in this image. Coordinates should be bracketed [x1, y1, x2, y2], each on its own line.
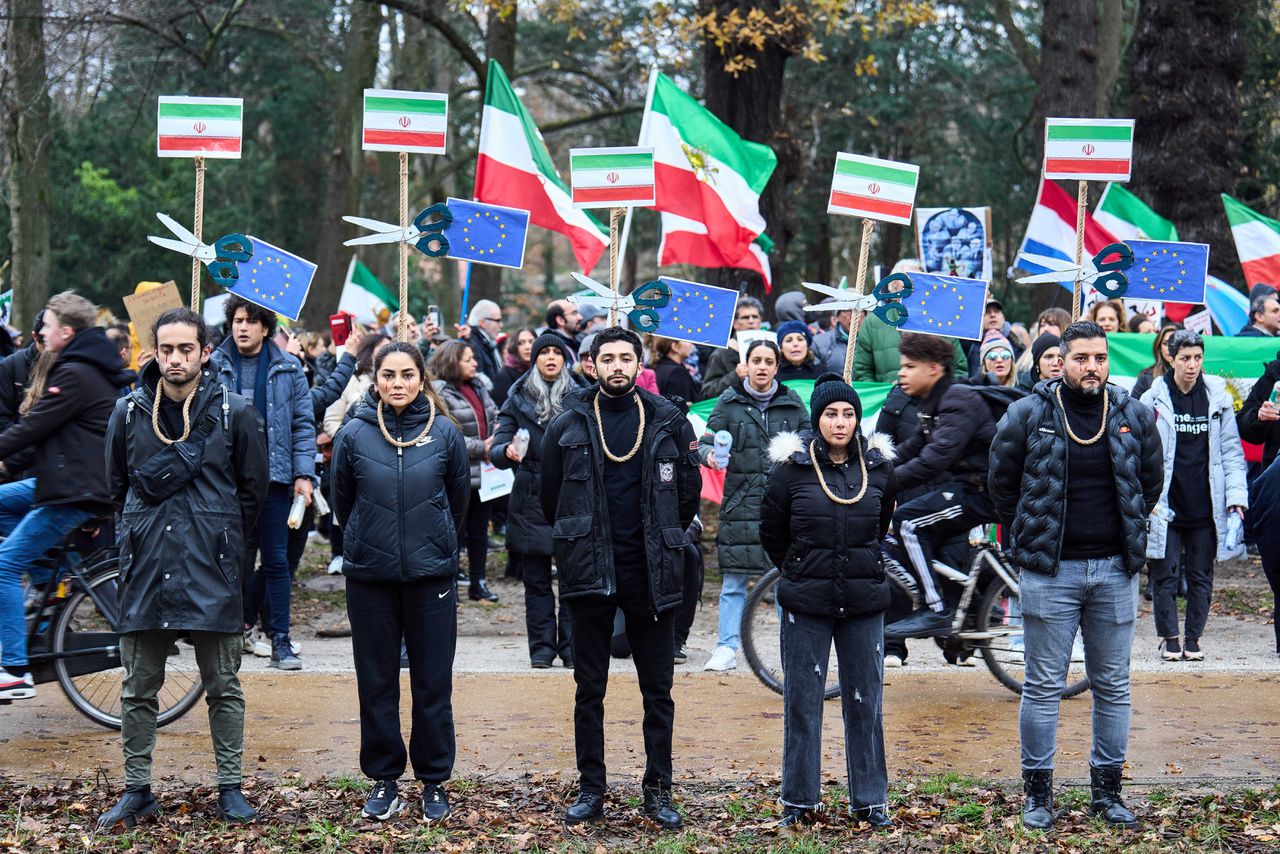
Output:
[642, 787, 682, 831]
[469, 579, 499, 602]
[1021, 769, 1055, 830]
[853, 805, 893, 828]
[564, 791, 605, 825]
[778, 806, 810, 828]
[1090, 765, 1138, 829]
[96, 788, 159, 832]
[217, 787, 258, 823]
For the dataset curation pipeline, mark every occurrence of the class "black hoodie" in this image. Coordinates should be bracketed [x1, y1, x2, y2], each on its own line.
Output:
[0, 326, 135, 510]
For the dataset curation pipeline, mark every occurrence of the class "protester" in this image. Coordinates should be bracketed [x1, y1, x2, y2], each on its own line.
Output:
[99, 308, 268, 828]
[775, 320, 822, 381]
[1237, 293, 1280, 337]
[882, 333, 997, 638]
[1035, 308, 1072, 339]
[462, 300, 504, 385]
[977, 330, 1019, 388]
[0, 294, 135, 700]
[540, 326, 700, 830]
[579, 304, 608, 335]
[649, 337, 701, 402]
[1128, 314, 1157, 334]
[545, 300, 582, 361]
[989, 320, 1163, 830]
[493, 327, 535, 407]
[1140, 330, 1248, 662]
[576, 333, 598, 382]
[1238, 350, 1280, 469]
[1087, 299, 1126, 334]
[760, 374, 895, 829]
[965, 298, 1023, 376]
[700, 297, 764, 400]
[0, 310, 43, 433]
[332, 342, 470, 823]
[772, 291, 807, 324]
[490, 333, 582, 668]
[699, 340, 809, 672]
[1017, 333, 1063, 392]
[210, 296, 314, 671]
[430, 340, 501, 602]
[1131, 323, 1180, 400]
[1250, 457, 1280, 657]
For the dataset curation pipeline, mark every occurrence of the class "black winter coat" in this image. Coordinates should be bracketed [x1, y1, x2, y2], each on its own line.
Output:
[0, 327, 134, 511]
[652, 359, 701, 404]
[332, 389, 471, 583]
[0, 342, 36, 433]
[1238, 356, 1280, 469]
[760, 430, 896, 618]
[539, 387, 701, 613]
[492, 362, 527, 408]
[894, 374, 996, 493]
[989, 378, 1164, 577]
[434, 379, 499, 488]
[107, 362, 268, 633]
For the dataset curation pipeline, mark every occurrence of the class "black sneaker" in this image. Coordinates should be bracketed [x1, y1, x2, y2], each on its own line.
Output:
[217, 787, 258, 823]
[362, 781, 404, 821]
[269, 634, 302, 671]
[1159, 637, 1182, 661]
[96, 789, 159, 832]
[422, 783, 450, 821]
[1183, 638, 1204, 661]
[673, 645, 688, 665]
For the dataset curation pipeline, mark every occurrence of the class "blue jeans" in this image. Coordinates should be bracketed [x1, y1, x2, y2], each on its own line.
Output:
[243, 484, 293, 638]
[0, 479, 96, 668]
[1019, 556, 1138, 771]
[716, 572, 749, 650]
[780, 609, 887, 812]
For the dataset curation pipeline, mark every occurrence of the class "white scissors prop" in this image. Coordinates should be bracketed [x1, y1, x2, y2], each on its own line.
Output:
[802, 274, 911, 327]
[342, 202, 452, 257]
[147, 213, 251, 286]
[1015, 242, 1134, 299]
[570, 272, 672, 334]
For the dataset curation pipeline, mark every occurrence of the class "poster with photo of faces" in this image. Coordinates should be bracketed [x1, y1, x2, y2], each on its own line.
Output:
[915, 207, 993, 282]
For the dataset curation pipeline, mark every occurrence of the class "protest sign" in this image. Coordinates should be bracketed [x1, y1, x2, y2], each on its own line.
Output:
[124, 281, 183, 349]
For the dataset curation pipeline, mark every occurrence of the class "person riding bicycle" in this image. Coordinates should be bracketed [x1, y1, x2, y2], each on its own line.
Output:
[99, 308, 268, 829]
[0, 293, 135, 701]
[882, 333, 997, 640]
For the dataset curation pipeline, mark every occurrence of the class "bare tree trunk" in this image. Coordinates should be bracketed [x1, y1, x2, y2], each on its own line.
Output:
[304, 1, 382, 327]
[6, 0, 53, 330]
[1129, 0, 1246, 281]
[1094, 0, 1125, 114]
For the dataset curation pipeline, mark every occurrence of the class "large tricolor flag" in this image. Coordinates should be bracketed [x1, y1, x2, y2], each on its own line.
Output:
[339, 257, 398, 325]
[1222, 194, 1280, 289]
[640, 71, 776, 286]
[1043, 118, 1135, 182]
[1094, 183, 1178, 241]
[474, 60, 607, 273]
[157, 96, 243, 159]
[1015, 178, 1121, 291]
[827, 153, 920, 225]
[362, 89, 448, 154]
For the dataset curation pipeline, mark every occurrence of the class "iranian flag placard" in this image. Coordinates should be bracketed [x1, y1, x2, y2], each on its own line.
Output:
[1044, 118, 1135, 182]
[828, 153, 920, 225]
[363, 89, 448, 154]
[157, 96, 243, 159]
[570, 147, 655, 208]
[1222, 193, 1280, 289]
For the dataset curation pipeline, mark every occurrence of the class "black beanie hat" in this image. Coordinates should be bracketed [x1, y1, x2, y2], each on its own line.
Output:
[530, 331, 572, 364]
[1029, 332, 1059, 379]
[809, 372, 862, 422]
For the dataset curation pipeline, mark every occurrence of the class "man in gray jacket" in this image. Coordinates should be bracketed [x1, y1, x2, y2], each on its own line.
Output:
[100, 308, 268, 830]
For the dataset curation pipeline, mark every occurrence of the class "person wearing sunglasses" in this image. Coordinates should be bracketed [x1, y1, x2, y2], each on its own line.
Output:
[978, 331, 1020, 389]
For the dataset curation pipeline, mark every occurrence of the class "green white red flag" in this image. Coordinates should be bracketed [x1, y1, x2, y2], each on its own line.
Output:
[827, 153, 919, 225]
[1222, 194, 1280, 288]
[1043, 118, 1135, 182]
[362, 89, 448, 154]
[1093, 183, 1178, 241]
[474, 60, 607, 273]
[157, 96, 243, 159]
[570, 147, 655, 208]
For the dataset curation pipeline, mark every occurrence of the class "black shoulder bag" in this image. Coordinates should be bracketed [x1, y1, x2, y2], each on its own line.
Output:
[128, 387, 229, 505]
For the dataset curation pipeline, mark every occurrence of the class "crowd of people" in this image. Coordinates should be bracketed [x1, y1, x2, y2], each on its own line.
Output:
[0, 262, 1276, 835]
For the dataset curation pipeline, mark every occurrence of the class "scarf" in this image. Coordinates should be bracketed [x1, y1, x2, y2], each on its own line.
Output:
[742, 379, 778, 411]
[504, 351, 529, 372]
[230, 344, 269, 422]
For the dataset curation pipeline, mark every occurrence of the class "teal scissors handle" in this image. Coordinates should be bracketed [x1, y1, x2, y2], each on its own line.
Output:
[413, 203, 454, 257]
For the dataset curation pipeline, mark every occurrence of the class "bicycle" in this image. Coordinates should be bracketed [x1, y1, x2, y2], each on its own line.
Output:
[3, 520, 205, 729]
[740, 527, 1092, 700]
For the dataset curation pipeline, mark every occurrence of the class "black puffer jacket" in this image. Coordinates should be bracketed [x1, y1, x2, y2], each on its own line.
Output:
[0, 341, 37, 433]
[107, 361, 268, 634]
[1238, 355, 1280, 469]
[760, 430, 897, 618]
[332, 389, 471, 582]
[894, 374, 996, 493]
[539, 387, 701, 613]
[0, 327, 134, 510]
[989, 378, 1164, 577]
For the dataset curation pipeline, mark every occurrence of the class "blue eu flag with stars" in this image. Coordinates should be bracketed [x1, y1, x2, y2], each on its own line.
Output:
[229, 237, 316, 322]
[443, 197, 529, 269]
[897, 272, 988, 341]
[1126, 240, 1209, 304]
[650, 277, 739, 348]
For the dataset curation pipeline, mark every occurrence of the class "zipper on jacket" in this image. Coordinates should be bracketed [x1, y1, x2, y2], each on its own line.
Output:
[396, 415, 408, 581]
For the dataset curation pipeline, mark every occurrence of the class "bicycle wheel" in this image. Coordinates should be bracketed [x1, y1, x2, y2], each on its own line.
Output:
[978, 576, 1090, 699]
[740, 569, 840, 701]
[53, 564, 205, 730]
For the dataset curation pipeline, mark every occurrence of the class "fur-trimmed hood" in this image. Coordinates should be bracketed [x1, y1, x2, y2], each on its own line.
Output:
[768, 429, 896, 465]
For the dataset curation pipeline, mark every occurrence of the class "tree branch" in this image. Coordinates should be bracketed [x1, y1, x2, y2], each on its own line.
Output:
[540, 104, 643, 135]
[371, 0, 486, 84]
[993, 0, 1039, 79]
[196, 0, 248, 66]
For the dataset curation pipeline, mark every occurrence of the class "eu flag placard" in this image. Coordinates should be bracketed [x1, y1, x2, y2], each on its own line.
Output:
[443, 197, 529, 269]
[650, 277, 739, 348]
[1125, 239, 1209, 304]
[229, 237, 316, 321]
[897, 272, 988, 341]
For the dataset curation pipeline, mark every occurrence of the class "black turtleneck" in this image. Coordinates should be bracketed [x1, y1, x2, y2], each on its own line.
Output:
[1059, 381, 1123, 559]
[595, 387, 646, 570]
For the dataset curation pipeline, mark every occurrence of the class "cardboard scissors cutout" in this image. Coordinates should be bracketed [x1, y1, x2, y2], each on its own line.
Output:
[802, 273, 913, 327]
[1016, 241, 1135, 299]
[147, 213, 252, 286]
[570, 272, 672, 334]
[343, 202, 453, 257]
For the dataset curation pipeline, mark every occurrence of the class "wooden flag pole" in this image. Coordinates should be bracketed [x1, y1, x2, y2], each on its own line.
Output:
[191, 156, 206, 311]
[841, 217, 877, 383]
[608, 206, 622, 327]
[1072, 179, 1087, 321]
[398, 151, 410, 341]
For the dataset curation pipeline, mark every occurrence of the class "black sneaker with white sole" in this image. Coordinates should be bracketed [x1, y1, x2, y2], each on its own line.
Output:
[422, 783, 451, 821]
[362, 781, 404, 821]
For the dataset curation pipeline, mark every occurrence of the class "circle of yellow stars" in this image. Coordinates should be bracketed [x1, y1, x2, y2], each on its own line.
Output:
[672, 289, 716, 334]
[917, 280, 965, 330]
[1140, 247, 1183, 295]
[249, 254, 293, 302]
[461, 210, 506, 256]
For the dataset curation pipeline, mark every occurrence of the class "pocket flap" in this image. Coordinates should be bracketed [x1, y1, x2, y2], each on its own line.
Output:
[553, 514, 593, 539]
[661, 526, 688, 549]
